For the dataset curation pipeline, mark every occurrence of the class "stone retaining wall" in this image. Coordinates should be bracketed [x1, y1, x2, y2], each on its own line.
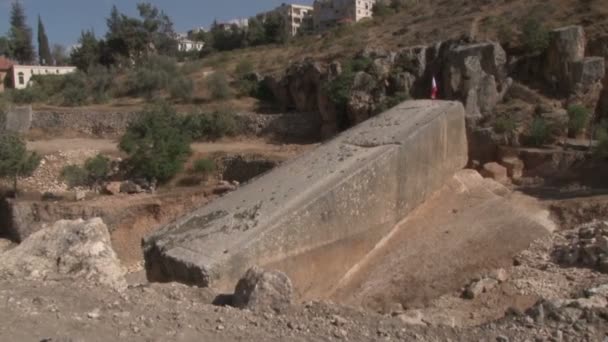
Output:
[27, 110, 321, 140]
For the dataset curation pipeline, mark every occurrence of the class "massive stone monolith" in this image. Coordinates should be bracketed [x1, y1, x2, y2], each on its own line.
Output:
[143, 100, 468, 296]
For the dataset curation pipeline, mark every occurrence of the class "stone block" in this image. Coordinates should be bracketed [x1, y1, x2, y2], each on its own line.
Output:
[480, 162, 508, 183]
[500, 157, 524, 179]
[143, 101, 468, 295]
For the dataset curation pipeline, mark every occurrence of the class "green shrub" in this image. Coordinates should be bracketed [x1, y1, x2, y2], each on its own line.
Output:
[494, 116, 518, 134]
[528, 117, 550, 147]
[192, 158, 215, 174]
[253, 81, 275, 102]
[235, 78, 258, 98]
[567, 104, 590, 136]
[181, 110, 240, 141]
[84, 154, 111, 185]
[87, 65, 114, 104]
[207, 71, 232, 100]
[170, 76, 194, 102]
[348, 57, 373, 73]
[60, 165, 89, 188]
[60, 75, 88, 107]
[7, 87, 46, 104]
[119, 102, 192, 183]
[325, 66, 356, 110]
[126, 56, 180, 99]
[521, 18, 550, 54]
[234, 59, 254, 78]
[0, 132, 40, 193]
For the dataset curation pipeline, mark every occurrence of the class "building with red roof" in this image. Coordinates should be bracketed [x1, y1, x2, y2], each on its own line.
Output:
[0, 56, 15, 93]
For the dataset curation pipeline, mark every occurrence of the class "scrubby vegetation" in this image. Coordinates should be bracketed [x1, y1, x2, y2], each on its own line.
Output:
[0, 132, 40, 194]
[494, 116, 518, 135]
[60, 154, 112, 188]
[119, 103, 192, 183]
[192, 158, 215, 175]
[60, 165, 89, 188]
[567, 104, 590, 137]
[207, 71, 232, 100]
[125, 55, 193, 101]
[520, 17, 550, 54]
[181, 110, 241, 141]
[527, 117, 552, 147]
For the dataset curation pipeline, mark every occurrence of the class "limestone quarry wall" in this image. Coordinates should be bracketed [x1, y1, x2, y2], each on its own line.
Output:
[143, 100, 468, 296]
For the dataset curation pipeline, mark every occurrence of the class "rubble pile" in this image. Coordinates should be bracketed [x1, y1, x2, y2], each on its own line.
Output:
[554, 221, 608, 273]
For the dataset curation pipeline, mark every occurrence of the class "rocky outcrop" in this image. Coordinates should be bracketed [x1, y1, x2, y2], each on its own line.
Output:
[233, 266, 293, 313]
[588, 35, 608, 121]
[0, 218, 126, 291]
[555, 221, 608, 273]
[541, 26, 605, 110]
[441, 42, 510, 123]
[543, 26, 586, 93]
[266, 40, 511, 138]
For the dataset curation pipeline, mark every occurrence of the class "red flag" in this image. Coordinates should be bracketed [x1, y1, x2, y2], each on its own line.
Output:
[431, 76, 438, 99]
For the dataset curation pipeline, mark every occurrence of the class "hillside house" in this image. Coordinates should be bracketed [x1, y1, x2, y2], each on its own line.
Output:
[177, 38, 205, 52]
[258, 3, 314, 37]
[313, 0, 376, 31]
[10, 65, 77, 90]
[0, 56, 14, 93]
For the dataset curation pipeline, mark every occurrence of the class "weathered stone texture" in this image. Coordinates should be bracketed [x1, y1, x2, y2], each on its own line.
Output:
[143, 100, 468, 296]
[0, 218, 126, 291]
[233, 266, 293, 313]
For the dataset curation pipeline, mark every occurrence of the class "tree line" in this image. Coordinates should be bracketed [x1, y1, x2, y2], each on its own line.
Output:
[0, 1, 68, 66]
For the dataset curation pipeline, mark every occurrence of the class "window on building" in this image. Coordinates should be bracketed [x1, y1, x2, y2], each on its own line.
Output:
[18, 72, 24, 85]
[57, 70, 60, 74]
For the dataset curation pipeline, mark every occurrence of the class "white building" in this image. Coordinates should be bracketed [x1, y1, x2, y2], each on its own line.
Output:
[11, 65, 77, 90]
[258, 3, 314, 37]
[178, 39, 205, 52]
[313, 0, 376, 31]
[216, 18, 250, 31]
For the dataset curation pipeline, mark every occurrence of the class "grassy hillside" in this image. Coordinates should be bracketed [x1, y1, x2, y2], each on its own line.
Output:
[4, 0, 607, 113]
[203, 0, 608, 74]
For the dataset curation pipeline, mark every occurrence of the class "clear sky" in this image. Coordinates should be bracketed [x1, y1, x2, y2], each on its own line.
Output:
[0, 0, 315, 47]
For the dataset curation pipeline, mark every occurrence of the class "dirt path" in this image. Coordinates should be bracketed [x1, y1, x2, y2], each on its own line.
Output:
[27, 138, 316, 158]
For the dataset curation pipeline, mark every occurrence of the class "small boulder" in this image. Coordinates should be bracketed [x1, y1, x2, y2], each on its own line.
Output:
[104, 182, 122, 195]
[480, 162, 508, 183]
[499, 157, 524, 179]
[398, 310, 427, 326]
[75, 190, 86, 201]
[233, 266, 293, 313]
[120, 181, 142, 194]
[464, 277, 499, 299]
[0, 218, 126, 291]
[489, 268, 509, 283]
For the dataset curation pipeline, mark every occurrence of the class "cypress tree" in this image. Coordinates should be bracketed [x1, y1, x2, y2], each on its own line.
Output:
[8, 1, 35, 64]
[38, 15, 52, 65]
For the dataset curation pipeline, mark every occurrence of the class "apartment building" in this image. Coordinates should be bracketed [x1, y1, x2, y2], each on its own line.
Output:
[313, 0, 376, 31]
[261, 3, 315, 37]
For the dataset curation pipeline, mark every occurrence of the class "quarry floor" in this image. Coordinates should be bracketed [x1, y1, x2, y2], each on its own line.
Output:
[0, 192, 607, 341]
[2, 137, 608, 340]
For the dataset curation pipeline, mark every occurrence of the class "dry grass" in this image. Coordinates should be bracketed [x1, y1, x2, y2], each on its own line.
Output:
[31, 0, 608, 112]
